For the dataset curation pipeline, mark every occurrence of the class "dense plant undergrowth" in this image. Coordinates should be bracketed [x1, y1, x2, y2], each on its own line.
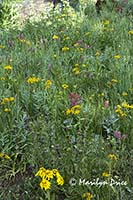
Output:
[0, 0, 133, 199]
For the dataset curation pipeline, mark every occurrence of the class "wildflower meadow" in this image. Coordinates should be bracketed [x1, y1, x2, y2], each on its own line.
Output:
[0, 0, 133, 199]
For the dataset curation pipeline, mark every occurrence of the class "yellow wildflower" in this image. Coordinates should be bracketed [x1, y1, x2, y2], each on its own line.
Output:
[4, 65, 12, 70]
[114, 54, 121, 59]
[71, 105, 81, 115]
[73, 67, 80, 75]
[108, 154, 117, 160]
[4, 108, 10, 112]
[62, 46, 69, 52]
[0, 153, 10, 159]
[52, 169, 59, 176]
[19, 39, 31, 45]
[1, 97, 14, 105]
[128, 30, 133, 35]
[111, 79, 118, 83]
[36, 167, 64, 190]
[83, 192, 93, 200]
[0, 45, 5, 49]
[62, 84, 69, 89]
[35, 167, 46, 178]
[82, 64, 86, 67]
[66, 108, 72, 115]
[40, 179, 51, 190]
[121, 112, 127, 117]
[79, 48, 84, 51]
[73, 109, 80, 115]
[103, 20, 110, 25]
[85, 32, 90, 36]
[53, 35, 59, 40]
[122, 92, 128, 96]
[74, 64, 79, 67]
[56, 174, 64, 185]
[116, 105, 121, 109]
[9, 97, 15, 102]
[1, 98, 9, 104]
[102, 172, 110, 177]
[27, 77, 40, 84]
[52, 169, 64, 184]
[115, 104, 127, 117]
[45, 169, 54, 180]
[0, 77, 5, 81]
[65, 36, 70, 40]
[95, 52, 100, 56]
[45, 80, 52, 89]
[122, 102, 133, 109]
[72, 105, 81, 109]
[74, 43, 79, 47]
[53, 54, 57, 58]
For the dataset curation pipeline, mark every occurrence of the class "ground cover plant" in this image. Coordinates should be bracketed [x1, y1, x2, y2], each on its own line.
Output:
[0, 0, 133, 199]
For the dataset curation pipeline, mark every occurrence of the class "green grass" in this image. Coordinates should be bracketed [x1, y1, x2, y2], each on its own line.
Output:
[0, 0, 133, 199]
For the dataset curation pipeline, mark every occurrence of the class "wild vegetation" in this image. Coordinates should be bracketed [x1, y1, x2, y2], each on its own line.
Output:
[0, 0, 133, 199]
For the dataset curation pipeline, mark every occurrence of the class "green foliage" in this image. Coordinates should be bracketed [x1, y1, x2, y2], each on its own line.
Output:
[0, 1, 133, 200]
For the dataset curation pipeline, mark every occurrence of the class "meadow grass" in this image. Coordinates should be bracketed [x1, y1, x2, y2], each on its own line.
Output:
[0, 0, 133, 199]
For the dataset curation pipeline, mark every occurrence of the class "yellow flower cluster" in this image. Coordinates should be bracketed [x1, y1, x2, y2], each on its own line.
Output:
[103, 20, 110, 25]
[121, 102, 133, 109]
[0, 45, 5, 49]
[107, 79, 118, 86]
[114, 54, 121, 59]
[35, 167, 64, 190]
[53, 35, 59, 40]
[108, 154, 117, 161]
[122, 92, 128, 96]
[4, 108, 10, 112]
[74, 43, 79, 47]
[19, 39, 31, 45]
[102, 172, 110, 177]
[73, 67, 80, 74]
[66, 105, 81, 115]
[73, 64, 80, 75]
[128, 30, 133, 35]
[83, 192, 93, 200]
[62, 46, 69, 52]
[82, 64, 86, 67]
[45, 80, 52, 89]
[4, 65, 12, 70]
[85, 32, 90, 36]
[63, 36, 70, 41]
[115, 102, 133, 117]
[115, 105, 126, 117]
[0, 153, 10, 159]
[1, 97, 14, 105]
[76, 47, 84, 52]
[111, 79, 118, 83]
[0, 77, 5, 81]
[95, 51, 100, 56]
[62, 84, 69, 89]
[27, 77, 40, 84]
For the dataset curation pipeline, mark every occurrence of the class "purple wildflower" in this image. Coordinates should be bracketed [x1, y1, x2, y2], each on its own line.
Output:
[69, 93, 80, 106]
[114, 131, 121, 139]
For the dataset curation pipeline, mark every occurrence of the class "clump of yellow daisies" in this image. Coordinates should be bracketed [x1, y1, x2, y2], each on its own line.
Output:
[35, 167, 64, 190]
